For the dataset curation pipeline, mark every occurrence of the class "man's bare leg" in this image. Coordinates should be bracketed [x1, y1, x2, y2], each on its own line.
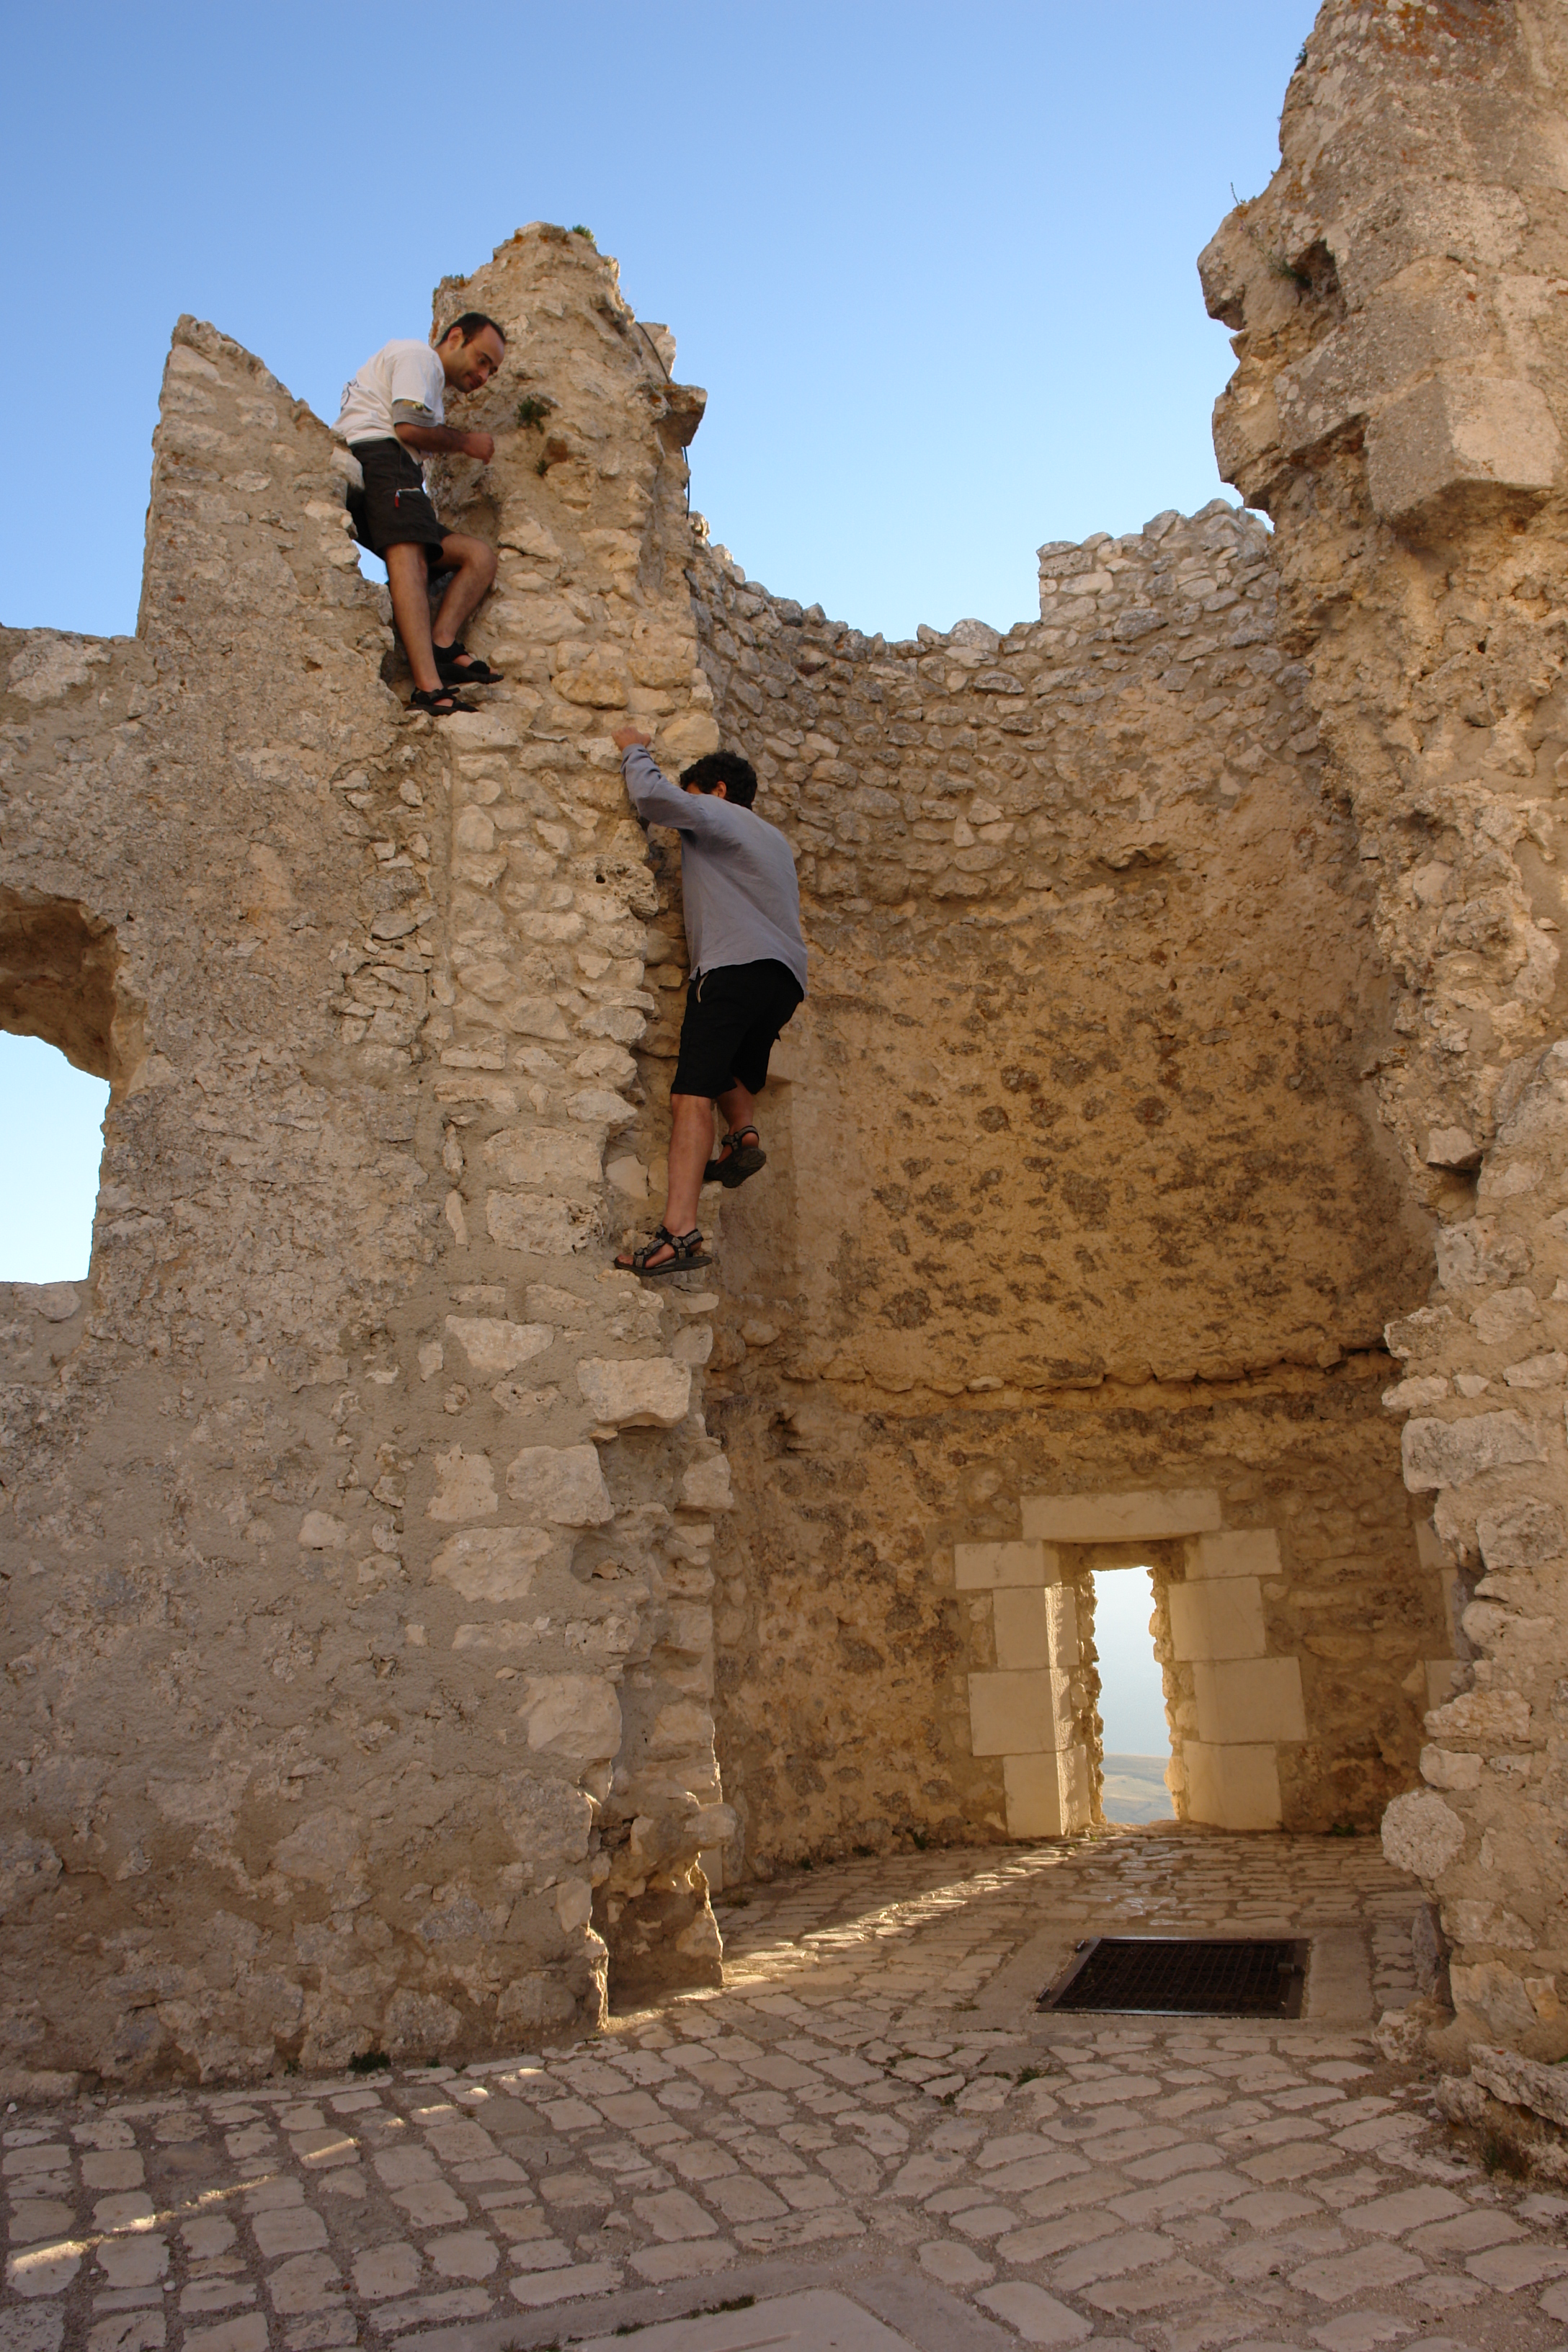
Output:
[385, 543, 444, 692]
[432, 533, 498, 668]
[712, 1081, 759, 1171]
[617, 1092, 716, 1270]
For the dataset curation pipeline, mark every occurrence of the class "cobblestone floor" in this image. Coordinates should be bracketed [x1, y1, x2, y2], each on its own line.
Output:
[5, 1829, 1566, 2352]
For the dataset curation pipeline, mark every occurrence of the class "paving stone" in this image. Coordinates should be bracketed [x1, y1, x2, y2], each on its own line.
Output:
[251, 2209, 327, 2258]
[1054, 2227, 1177, 2290]
[426, 2228, 499, 2278]
[264, 2254, 344, 2315]
[976, 2280, 1094, 2343]
[182, 2322, 270, 2352]
[633, 2188, 721, 2241]
[353, 2245, 423, 2300]
[1110, 2168, 1250, 2222]
[1464, 2242, 1568, 2291]
[1291, 2243, 1425, 2302]
[918, 2240, 994, 2286]
[1080, 2258, 1219, 2315]
[509, 2260, 623, 2304]
[628, 2239, 740, 2282]
[368, 2288, 492, 2333]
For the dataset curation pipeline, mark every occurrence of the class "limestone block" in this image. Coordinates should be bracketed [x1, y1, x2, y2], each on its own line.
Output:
[1476, 1499, 1567, 1567]
[1366, 369, 1561, 529]
[1424, 1686, 1531, 1742]
[1448, 1899, 1533, 1948]
[575, 1358, 691, 1428]
[444, 1317, 553, 1375]
[486, 1193, 596, 1255]
[1468, 2040, 1568, 2129]
[1190, 1529, 1280, 1580]
[298, 1513, 348, 1551]
[1451, 1964, 1538, 2039]
[1381, 1788, 1466, 1877]
[994, 1585, 1079, 1672]
[273, 1809, 362, 1885]
[1193, 1656, 1306, 1745]
[1425, 1126, 1482, 1172]
[659, 710, 721, 765]
[1473, 1286, 1541, 1347]
[1185, 1741, 1282, 1830]
[553, 646, 630, 708]
[1402, 1410, 1543, 1491]
[425, 1448, 498, 1523]
[680, 1456, 734, 1513]
[484, 1128, 602, 1195]
[1004, 1747, 1091, 1838]
[1021, 1488, 1222, 1541]
[429, 1527, 552, 1603]
[1167, 1577, 1267, 1662]
[517, 1674, 623, 1761]
[505, 1446, 614, 1526]
[1420, 1743, 1482, 1792]
[953, 1540, 1052, 1589]
[966, 1668, 1072, 1756]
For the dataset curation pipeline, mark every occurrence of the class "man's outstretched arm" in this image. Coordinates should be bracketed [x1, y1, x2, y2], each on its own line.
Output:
[393, 419, 495, 463]
[612, 724, 731, 835]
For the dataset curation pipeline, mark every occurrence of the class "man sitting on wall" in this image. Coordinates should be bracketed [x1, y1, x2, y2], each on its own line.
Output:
[611, 724, 808, 1277]
[336, 315, 507, 718]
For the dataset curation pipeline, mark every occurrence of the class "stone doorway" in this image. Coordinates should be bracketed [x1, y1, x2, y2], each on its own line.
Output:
[1088, 1564, 1177, 1825]
[961, 1486, 1311, 1835]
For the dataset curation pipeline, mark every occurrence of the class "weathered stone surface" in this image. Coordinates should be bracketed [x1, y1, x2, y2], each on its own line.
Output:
[0, 231, 728, 2075]
[13, 1, 1568, 2077]
[1381, 1791, 1466, 1880]
[575, 1357, 691, 1427]
[504, 1445, 614, 1525]
[1199, 0, 1568, 2054]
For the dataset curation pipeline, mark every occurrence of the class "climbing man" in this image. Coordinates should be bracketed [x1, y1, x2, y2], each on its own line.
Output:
[335, 314, 508, 717]
[610, 724, 808, 1277]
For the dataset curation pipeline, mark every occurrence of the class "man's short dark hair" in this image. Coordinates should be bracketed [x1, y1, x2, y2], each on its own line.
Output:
[440, 311, 507, 347]
[681, 750, 758, 809]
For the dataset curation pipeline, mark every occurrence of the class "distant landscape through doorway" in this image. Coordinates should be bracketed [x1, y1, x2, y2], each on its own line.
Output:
[1092, 1566, 1176, 1823]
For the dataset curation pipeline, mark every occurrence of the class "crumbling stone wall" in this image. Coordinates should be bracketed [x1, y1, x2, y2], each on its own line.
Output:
[1199, 0, 1568, 2054]
[667, 513, 1450, 1871]
[7, 0, 1568, 2085]
[0, 228, 731, 2089]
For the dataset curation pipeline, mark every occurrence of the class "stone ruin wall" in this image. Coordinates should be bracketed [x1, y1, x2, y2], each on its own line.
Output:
[677, 507, 1448, 1873]
[5, 0, 1568, 2085]
[1199, 0, 1568, 2057]
[0, 228, 736, 2091]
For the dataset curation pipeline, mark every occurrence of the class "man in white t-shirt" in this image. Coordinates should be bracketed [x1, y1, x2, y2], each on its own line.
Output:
[335, 313, 507, 718]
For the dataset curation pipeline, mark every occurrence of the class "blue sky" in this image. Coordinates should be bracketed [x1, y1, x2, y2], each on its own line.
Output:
[7, 2, 1314, 647]
[5, 6, 1312, 1740]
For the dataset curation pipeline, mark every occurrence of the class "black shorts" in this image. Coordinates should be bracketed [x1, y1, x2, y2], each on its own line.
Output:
[672, 960, 803, 1100]
[346, 437, 450, 566]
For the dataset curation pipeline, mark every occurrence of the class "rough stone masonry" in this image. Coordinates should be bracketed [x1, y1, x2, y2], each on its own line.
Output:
[2, 0, 1568, 2088]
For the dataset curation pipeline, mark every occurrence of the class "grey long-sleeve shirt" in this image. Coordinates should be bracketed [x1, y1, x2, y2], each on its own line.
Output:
[622, 744, 808, 997]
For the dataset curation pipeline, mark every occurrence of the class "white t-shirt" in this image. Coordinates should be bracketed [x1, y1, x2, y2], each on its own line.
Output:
[334, 339, 446, 447]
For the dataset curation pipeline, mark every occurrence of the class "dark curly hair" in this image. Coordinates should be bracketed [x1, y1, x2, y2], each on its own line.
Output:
[680, 749, 758, 809]
[439, 311, 507, 347]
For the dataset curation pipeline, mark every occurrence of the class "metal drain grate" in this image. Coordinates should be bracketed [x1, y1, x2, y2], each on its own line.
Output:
[1039, 1936, 1309, 2018]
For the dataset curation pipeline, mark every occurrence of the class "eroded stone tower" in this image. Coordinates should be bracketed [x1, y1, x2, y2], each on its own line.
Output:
[4, 0, 1568, 2085]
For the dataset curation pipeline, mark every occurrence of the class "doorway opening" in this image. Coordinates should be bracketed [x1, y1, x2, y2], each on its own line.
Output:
[1090, 1566, 1175, 1823]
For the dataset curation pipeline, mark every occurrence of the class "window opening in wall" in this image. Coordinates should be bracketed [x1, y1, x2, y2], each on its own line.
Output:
[0, 1033, 109, 1280]
[1091, 1566, 1175, 1822]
